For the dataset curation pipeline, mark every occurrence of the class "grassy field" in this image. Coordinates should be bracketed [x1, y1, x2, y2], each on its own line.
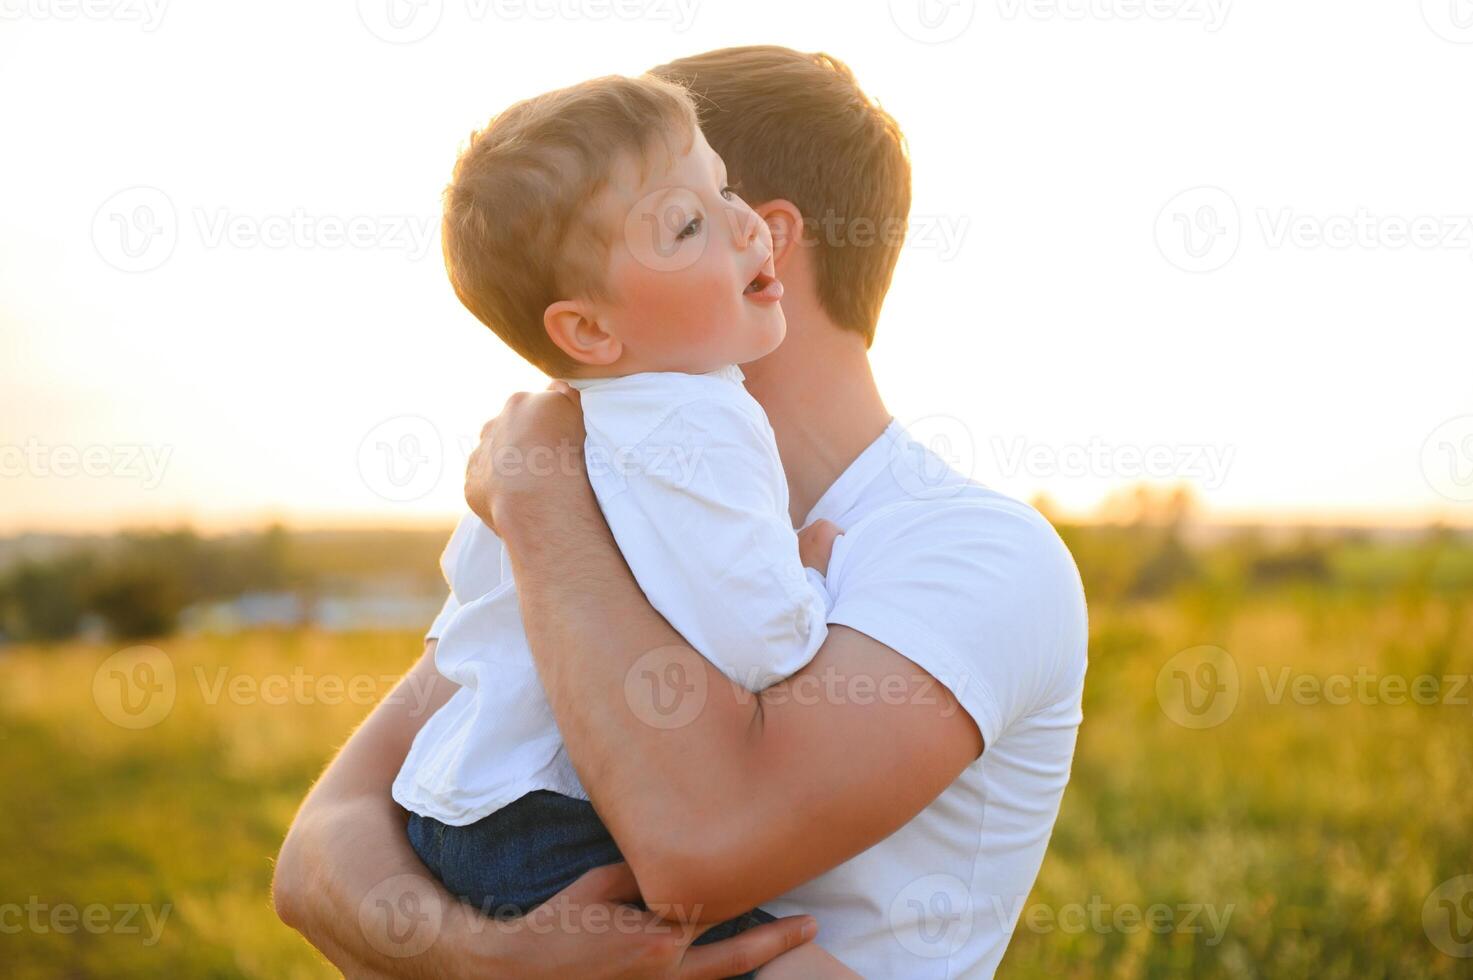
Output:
[3, 589, 1470, 977]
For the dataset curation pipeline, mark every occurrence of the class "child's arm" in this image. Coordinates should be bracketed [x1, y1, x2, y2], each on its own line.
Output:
[598, 396, 834, 691]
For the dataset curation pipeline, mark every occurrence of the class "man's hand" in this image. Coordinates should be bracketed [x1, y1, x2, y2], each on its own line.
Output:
[342, 860, 816, 980]
[493, 862, 819, 980]
[464, 383, 586, 535]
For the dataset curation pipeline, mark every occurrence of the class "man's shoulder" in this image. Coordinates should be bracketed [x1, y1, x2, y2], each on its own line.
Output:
[827, 484, 1087, 738]
[839, 487, 1088, 659]
[853, 484, 1075, 574]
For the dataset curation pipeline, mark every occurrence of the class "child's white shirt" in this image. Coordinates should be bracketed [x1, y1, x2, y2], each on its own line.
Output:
[393, 365, 831, 825]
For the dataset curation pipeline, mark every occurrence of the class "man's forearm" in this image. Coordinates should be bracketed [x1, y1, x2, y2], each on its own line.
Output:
[274, 634, 820, 977]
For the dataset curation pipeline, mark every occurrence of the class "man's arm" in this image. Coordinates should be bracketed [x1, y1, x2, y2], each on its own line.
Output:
[473, 392, 983, 924]
[273, 641, 819, 977]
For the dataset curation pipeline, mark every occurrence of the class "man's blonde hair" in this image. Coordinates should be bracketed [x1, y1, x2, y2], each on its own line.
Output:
[442, 75, 699, 374]
[652, 47, 912, 346]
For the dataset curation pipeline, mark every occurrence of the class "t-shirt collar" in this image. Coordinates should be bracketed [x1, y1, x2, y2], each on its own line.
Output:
[801, 419, 903, 528]
[563, 364, 745, 392]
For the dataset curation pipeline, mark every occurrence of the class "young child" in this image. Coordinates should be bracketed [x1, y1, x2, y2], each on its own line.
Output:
[393, 74, 849, 974]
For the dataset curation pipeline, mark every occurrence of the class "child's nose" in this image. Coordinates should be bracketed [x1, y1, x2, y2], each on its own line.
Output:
[730, 199, 763, 250]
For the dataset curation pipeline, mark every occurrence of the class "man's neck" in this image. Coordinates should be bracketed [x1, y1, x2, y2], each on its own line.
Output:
[743, 319, 891, 526]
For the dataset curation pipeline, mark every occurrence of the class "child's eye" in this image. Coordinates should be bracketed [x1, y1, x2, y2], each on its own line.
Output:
[719, 185, 737, 201]
[676, 215, 703, 240]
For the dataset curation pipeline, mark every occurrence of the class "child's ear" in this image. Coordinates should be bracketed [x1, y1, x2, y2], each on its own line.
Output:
[544, 300, 622, 368]
[754, 199, 804, 270]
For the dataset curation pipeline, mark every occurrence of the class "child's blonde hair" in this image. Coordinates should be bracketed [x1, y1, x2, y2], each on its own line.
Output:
[442, 74, 699, 374]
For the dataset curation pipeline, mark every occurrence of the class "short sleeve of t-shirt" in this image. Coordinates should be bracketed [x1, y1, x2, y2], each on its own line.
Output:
[823, 492, 1088, 748]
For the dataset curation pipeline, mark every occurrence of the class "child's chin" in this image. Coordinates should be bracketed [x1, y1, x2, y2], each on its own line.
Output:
[742, 320, 786, 361]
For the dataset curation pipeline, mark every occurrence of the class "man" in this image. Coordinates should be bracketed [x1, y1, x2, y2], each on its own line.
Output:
[273, 46, 1087, 978]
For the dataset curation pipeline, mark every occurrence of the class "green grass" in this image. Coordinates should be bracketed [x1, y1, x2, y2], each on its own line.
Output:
[1002, 594, 1473, 979]
[2, 593, 1470, 977]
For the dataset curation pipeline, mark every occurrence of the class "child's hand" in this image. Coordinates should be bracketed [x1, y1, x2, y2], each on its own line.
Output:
[797, 519, 843, 577]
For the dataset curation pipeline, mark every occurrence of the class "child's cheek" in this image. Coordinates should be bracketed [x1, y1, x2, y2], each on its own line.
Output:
[619, 265, 676, 324]
[618, 265, 705, 349]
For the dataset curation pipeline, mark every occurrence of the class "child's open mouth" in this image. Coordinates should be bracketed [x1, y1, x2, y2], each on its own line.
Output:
[743, 270, 784, 302]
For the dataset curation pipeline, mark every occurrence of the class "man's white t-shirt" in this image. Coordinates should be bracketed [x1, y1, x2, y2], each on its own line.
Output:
[421, 417, 1087, 977]
[755, 420, 1088, 978]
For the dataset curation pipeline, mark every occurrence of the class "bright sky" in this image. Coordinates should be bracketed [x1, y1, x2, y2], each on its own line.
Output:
[3, 0, 1471, 532]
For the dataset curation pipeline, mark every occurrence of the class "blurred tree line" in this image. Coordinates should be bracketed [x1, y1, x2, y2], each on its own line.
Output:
[1039, 485, 1473, 608]
[0, 525, 452, 643]
[3, 494, 1469, 644]
[0, 526, 295, 642]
